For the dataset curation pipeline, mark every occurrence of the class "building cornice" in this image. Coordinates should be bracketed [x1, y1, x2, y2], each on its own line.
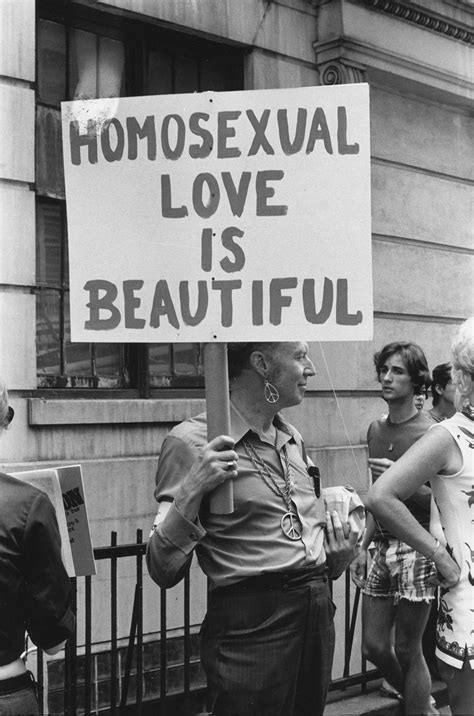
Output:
[355, 0, 473, 45]
[313, 33, 473, 106]
[314, 35, 472, 89]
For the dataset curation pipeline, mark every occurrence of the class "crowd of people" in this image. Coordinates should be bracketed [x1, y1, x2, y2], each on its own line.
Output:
[147, 320, 473, 715]
[366, 319, 474, 716]
[1, 318, 472, 715]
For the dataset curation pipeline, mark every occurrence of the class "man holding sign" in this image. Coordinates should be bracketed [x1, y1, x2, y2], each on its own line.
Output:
[147, 342, 358, 715]
[62, 81, 371, 714]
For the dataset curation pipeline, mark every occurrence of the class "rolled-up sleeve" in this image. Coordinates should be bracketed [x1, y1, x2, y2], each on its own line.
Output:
[146, 434, 206, 588]
[23, 492, 75, 651]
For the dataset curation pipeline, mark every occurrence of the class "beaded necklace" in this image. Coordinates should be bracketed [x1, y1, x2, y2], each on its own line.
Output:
[242, 439, 302, 540]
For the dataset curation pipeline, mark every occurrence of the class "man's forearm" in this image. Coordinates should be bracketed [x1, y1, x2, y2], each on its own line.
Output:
[146, 502, 205, 589]
[146, 529, 194, 588]
[174, 483, 203, 523]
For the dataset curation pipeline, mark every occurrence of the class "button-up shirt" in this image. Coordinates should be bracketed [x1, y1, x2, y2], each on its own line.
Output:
[147, 403, 326, 590]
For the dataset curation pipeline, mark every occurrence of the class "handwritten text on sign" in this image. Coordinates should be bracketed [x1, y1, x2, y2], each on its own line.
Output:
[61, 84, 372, 342]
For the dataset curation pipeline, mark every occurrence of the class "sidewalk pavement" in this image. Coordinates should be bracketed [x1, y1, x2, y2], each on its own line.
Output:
[195, 679, 450, 716]
[324, 679, 449, 715]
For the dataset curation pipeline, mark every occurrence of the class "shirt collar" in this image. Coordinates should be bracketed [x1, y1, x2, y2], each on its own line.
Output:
[229, 400, 297, 447]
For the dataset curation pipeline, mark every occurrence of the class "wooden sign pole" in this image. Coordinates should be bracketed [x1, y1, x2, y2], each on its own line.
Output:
[204, 342, 234, 514]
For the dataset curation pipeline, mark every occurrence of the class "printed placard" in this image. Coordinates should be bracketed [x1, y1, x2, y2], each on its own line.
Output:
[13, 465, 96, 577]
[56, 465, 96, 577]
[61, 83, 372, 342]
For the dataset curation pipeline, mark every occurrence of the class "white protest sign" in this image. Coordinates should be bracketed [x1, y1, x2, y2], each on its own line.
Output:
[12, 465, 96, 577]
[56, 464, 96, 577]
[12, 468, 75, 577]
[61, 84, 372, 343]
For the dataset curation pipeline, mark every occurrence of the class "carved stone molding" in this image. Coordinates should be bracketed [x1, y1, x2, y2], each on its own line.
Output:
[320, 60, 367, 85]
[357, 0, 473, 45]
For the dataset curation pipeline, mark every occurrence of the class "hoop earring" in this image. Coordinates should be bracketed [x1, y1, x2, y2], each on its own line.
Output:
[264, 379, 279, 404]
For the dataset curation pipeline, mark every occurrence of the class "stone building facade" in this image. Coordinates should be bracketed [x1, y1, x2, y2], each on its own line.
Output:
[0, 0, 472, 709]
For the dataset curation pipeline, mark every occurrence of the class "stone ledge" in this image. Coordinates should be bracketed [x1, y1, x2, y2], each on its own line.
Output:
[28, 398, 205, 426]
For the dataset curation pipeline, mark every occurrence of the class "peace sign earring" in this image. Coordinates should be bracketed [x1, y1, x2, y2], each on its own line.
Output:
[264, 379, 280, 404]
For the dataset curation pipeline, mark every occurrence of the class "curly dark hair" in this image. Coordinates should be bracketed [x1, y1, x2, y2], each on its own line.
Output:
[373, 342, 431, 395]
[430, 363, 452, 406]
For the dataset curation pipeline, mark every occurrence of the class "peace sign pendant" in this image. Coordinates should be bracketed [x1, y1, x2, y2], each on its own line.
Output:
[281, 511, 302, 541]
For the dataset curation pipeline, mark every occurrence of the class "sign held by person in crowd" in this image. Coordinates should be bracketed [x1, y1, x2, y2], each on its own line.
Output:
[13, 465, 96, 577]
[61, 84, 372, 342]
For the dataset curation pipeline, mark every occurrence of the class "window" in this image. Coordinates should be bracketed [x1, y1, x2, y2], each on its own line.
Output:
[35, 0, 244, 390]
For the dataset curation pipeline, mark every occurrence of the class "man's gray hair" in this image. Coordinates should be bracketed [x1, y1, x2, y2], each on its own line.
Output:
[452, 317, 474, 376]
[0, 380, 10, 430]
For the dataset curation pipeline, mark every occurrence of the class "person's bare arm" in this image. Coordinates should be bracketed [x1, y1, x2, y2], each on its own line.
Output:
[366, 428, 461, 588]
[369, 457, 432, 516]
[350, 512, 376, 588]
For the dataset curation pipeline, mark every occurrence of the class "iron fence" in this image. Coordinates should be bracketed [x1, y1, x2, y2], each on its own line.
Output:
[34, 531, 378, 715]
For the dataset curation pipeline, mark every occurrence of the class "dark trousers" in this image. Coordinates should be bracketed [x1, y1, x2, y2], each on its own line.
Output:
[200, 568, 335, 716]
[422, 594, 440, 679]
[0, 672, 39, 716]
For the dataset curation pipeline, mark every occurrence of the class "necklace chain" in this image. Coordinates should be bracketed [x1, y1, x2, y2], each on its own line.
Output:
[242, 439, 302, 541]
[242, 440, 303, 541]
[242, 439, 293, 511]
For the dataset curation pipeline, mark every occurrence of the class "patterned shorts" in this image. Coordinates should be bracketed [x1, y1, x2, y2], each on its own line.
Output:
[362, 539, 436, 603]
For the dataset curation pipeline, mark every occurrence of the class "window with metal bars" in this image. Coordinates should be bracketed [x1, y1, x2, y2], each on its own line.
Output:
[35, 0, 244, 391]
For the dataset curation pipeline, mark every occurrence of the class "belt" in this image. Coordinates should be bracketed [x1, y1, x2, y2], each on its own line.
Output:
[213, 564, 328, 595]
[0, 671, 34, 696]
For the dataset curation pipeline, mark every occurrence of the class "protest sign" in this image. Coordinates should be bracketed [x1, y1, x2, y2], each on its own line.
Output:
[61, 83, 372, 343]
[56, 465, 96, 577]
[12, 465, 95, 577]
[12, 468, 75, 576]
